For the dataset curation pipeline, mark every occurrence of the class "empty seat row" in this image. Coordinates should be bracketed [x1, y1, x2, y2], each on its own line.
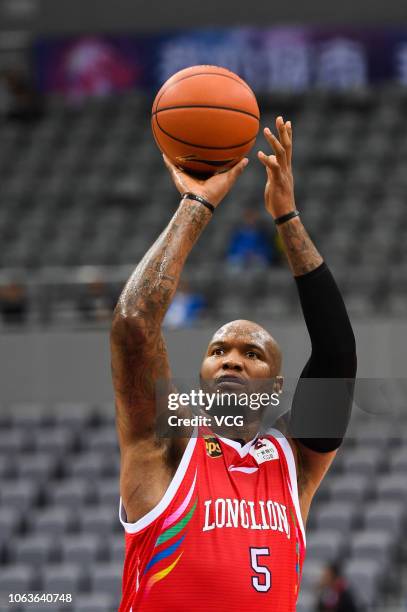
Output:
[0, 562, 122, 601]
[4, 533, 124, 565]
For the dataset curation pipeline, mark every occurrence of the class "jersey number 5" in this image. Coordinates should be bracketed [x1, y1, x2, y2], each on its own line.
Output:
[249, 547, 271, 592]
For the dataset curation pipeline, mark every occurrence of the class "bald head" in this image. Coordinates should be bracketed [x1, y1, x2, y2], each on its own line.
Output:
[207, 319, 282, 375]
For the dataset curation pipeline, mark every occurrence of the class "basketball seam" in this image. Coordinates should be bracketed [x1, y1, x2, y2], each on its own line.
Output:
[153, 118, 238, 167]
[153, 105, 260, 121]
[153, 70, 258, 113]
[153, 114, 257, 150]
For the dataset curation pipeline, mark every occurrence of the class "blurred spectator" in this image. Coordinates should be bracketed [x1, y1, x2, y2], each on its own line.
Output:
[0, 68, 44, 123]
[0, 282, 28, 325]
[164, 280, 205, 328]
[226, 208, 279, 269]
[317, 562, 359, 612]
[77, 276, 116, 323]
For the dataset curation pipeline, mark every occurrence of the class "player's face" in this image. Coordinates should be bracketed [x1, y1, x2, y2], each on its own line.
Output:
[200, 320, 281, 394]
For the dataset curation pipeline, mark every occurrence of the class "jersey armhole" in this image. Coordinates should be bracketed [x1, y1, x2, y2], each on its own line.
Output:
[119, 431, 197, 535]
[266, 427, 306, 546]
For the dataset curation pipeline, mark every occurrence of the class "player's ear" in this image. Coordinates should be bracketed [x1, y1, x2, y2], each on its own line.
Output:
[273, 375, 284, 395]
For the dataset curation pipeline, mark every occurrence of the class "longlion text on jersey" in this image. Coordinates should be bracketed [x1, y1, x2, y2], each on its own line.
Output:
[203, 498, 291, 538]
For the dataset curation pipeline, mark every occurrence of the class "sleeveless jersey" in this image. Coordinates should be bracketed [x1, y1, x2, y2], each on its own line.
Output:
[118, 428, 306, 611]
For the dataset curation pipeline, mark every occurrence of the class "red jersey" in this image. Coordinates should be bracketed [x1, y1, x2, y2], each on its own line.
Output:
[118, 428, 306, 611]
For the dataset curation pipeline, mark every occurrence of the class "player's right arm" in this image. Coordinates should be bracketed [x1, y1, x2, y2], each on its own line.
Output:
[111, 156, 248, 519]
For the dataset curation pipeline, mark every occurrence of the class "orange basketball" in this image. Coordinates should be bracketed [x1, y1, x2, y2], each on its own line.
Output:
[151, 65, 260, 176]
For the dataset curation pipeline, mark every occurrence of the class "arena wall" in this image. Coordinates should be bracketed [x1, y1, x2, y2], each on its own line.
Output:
[1, 319, 404, 404]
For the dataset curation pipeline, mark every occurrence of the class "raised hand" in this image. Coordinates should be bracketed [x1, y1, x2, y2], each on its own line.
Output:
[258, 116, 296, 219]
[163, 155, 249, 208]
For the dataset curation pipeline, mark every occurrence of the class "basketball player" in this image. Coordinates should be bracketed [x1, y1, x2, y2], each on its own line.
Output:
[111, 117, 357, 610]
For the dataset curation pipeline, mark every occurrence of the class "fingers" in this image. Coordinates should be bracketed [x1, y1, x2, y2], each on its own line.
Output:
[264, 121, 287, 169]
[286, 120, 292, 142]
[261, 117, 293, 170]
[163, 154, 187, 191]
[162, 153, 182, 175]
[229, 157, 249, 180]
[276, 116, 292, 166]
[257, 151, 280, 178]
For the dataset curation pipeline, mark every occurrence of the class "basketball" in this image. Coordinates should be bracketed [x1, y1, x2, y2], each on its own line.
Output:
[151, 65, 260, 176]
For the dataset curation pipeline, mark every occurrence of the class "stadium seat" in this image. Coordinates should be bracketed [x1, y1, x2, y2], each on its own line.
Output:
[305, 530, 345, 562]
[85, 426, 118, 453]
[0, 429, 30, 454]
[65, 451, 108, 479]
[31, 426, 75, 454]
[0, 507, 23, 537]
[41, 562, 86, 594]
[353, 421, 394, 447]
[28, 506, 77, 535]
[11, 534, 57, 565]
[0, 564, 37, 594]
[364, 501, 405, 534]
[349, 529, 395, 561]
[340, 447, 382, 474]
[16, 452, 59, 481]
[325, 473, 370, 502]
[389, 447, 407, 473]
[344, 558, 382, 607]
[94, 478, 120, 507]
[0, 479, 40, 510]
[60, 533, 102, 564]
[47, 478, 95, 508]
[313, 501, 357, 533]
[73, 593, 114, 612]
[0, 455, 14, 479]
[88, 562, 122, 600]
[9, 402, 50, 428]
[376, 474, 407, 501]
[104, 535, 125, 562]
[77, 505, 118, 534]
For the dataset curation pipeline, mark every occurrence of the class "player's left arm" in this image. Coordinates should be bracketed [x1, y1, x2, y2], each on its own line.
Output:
[258, 117, 357, 522]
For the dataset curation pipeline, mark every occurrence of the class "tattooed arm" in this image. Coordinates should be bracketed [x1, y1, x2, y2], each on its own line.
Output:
[111, 155, 249, 451]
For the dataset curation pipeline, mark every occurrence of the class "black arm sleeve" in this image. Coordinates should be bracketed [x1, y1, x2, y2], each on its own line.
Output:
[288, 262, 357, 452]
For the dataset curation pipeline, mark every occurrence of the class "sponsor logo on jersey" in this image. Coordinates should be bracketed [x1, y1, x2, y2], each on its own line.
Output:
[204, 436, 223, 458]
[251, 438, 279, 464]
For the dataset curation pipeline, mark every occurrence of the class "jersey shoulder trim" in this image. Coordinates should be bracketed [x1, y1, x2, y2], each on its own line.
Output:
[119, 433, 197, 535]
[266, 427, 306, 546]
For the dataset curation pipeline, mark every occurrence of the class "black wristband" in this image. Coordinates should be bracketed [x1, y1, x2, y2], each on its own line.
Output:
[274, 210, 300, 225]
[182, 192, 215, 213]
